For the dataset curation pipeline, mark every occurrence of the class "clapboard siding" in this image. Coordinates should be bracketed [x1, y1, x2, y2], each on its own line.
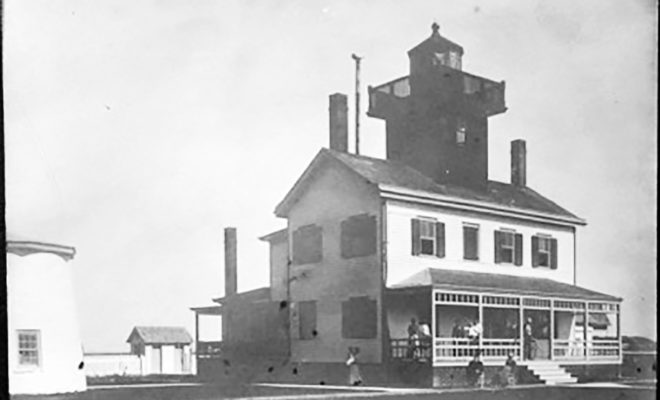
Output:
[385, 201, 576, 287]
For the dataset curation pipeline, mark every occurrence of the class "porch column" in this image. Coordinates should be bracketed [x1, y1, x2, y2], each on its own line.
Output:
[431, 289, 436, 364]
[584, 302, 589, 361]
[478, 294, 483, 352]
[549, 301, 554, 360]
[194, 312, 200, 363]
[519, 296, 524, 360]
[617, 305, 622, 364]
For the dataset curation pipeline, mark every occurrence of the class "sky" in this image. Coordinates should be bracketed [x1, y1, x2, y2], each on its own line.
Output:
[4, 0, 657, 351]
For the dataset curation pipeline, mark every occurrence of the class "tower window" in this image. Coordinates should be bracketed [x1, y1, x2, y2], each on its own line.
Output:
[449, 51, 462, 70]
[433, 52, 447, 67]
[456, 120, 467, 145]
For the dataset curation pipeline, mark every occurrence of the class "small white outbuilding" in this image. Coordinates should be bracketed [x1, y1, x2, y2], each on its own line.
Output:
[6, 240, 87, 395]
[126, 326, 193, 374]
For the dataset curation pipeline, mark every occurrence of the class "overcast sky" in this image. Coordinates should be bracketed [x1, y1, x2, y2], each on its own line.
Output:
[4, 0, 657, 351]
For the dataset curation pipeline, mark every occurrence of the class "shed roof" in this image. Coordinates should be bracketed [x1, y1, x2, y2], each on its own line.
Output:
[389, 268, 620, 302]
[126, 326, 193, 345]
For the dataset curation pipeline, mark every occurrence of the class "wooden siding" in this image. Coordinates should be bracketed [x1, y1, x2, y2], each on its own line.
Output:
[385, 201, 576, 288]
[287, 163, 383, 363]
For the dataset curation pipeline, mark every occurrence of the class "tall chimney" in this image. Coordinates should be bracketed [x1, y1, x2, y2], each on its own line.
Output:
[329, 93, 348, 152]
[224, 227, 237, 297]
[511, 139, 526, 187]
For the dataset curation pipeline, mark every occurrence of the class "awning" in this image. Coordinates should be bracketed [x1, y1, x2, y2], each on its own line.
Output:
[388, 268, 621, 302]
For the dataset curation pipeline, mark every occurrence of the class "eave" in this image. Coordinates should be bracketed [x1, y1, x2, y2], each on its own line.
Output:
[379, 184, 587, 228]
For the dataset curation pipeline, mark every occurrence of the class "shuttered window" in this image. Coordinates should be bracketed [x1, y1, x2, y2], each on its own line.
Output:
[494, 230, 523, 266]
[342, 296, 377, 339]
[463, 225, 479, 260]
[411, 218, 445, 257]
[341, 214, 377, 259]
[532, 235, 558, 269]
[292, 224, 322, 265]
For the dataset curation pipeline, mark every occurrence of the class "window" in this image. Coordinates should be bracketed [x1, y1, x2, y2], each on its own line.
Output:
[17, 330, 40, 367]
[342, 297, 377, 339]
[463, 224, 479, 260]
[532, 235, 558, 269]
[298, 301, 317, 340]
[494, 230, 522, 265]
[411, 218, 445, 257]
[448, 51, 462, 70]
[456, 120, 467, 145]
[292, 224, 322, 265]
[341, 214, 377, 259]
[433, 52, 447, 67]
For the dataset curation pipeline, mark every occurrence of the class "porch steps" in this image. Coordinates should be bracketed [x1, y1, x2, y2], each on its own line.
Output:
[520, 360, 577, 385]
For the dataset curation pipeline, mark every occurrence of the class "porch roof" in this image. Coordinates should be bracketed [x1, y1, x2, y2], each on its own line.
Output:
[389, 268, 621, 302]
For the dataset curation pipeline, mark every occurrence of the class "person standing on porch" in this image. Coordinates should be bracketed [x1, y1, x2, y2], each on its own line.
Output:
[346, 347, 363, 386]
[524, 317, 535, 360]
[407, 318, 420, 358]
[468, 319, 482, 346]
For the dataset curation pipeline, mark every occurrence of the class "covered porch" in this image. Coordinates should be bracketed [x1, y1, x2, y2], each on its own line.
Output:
[385, 269, 622, 366]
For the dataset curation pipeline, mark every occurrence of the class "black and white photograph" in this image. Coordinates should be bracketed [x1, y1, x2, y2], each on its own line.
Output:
[3, 1, 657, 399]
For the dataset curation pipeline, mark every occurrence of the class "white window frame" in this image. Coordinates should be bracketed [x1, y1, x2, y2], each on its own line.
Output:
[449, 51, 462, 69]
[537, 235, 552, 268]
[419, 219, 436, 256]
[500, 230, 515, 264]
[17, 330, 41, 369]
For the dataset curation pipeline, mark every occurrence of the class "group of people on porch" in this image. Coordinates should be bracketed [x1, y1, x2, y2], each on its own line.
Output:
[406, 317, 432, 359]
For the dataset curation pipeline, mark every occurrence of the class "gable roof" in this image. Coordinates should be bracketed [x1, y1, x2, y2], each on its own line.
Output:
[390, 268, 620, 302]
[275, 148, 584, 226]
[126, 326, 192, 345]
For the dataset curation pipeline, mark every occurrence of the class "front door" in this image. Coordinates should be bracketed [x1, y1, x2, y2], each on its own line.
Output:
[151, 345, 162, 373]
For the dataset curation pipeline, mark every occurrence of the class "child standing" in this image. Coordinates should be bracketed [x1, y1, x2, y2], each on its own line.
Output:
[346, 347, 363, 386]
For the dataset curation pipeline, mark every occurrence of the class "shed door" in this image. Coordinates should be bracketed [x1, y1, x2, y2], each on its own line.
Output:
[151, 345, 162, 373]
[173, 346, 183, 373]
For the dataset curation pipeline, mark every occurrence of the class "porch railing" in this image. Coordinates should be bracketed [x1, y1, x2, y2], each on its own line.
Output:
[390, 338, 432, 362]
[553, 339, 620, 360]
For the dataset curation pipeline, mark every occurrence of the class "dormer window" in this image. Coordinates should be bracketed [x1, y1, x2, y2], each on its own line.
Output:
[456, 120, 467, 145]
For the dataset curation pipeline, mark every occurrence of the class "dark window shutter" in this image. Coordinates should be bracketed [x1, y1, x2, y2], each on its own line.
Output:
[514, 233, 523, 266]
[411, 219, 421, 256]
[494, 231, 502, 263]
[340, 219, 351, 259]
[463, 226, 478, 260]
[435, 222, 445, 258]
[550, 238, 558, 270]
[531, 236, 539, 268]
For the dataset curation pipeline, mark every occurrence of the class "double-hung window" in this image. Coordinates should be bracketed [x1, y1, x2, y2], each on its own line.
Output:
[532, 235, 558, 269]
[411, 218, 445, 257]
[494, 230, 523, 266]
[17, 330, 40, 368]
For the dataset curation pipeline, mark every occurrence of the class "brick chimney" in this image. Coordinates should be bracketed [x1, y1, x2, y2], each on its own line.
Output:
[511, 140, 526, 187]
[329, 93, 348, 152]
[224, 227, 237, 297]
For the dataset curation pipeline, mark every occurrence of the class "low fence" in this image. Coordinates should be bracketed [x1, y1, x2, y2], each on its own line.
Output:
[84, 353, 142, 376]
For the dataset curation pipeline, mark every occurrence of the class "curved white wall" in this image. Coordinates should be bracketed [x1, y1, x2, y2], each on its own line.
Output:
[7, 252, 87, 394]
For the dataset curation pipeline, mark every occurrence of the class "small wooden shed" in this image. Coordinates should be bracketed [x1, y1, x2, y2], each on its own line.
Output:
[126, 326, 193, 375]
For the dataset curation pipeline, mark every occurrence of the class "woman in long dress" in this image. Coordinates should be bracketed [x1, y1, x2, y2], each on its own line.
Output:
[346, 347, 363, 386]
